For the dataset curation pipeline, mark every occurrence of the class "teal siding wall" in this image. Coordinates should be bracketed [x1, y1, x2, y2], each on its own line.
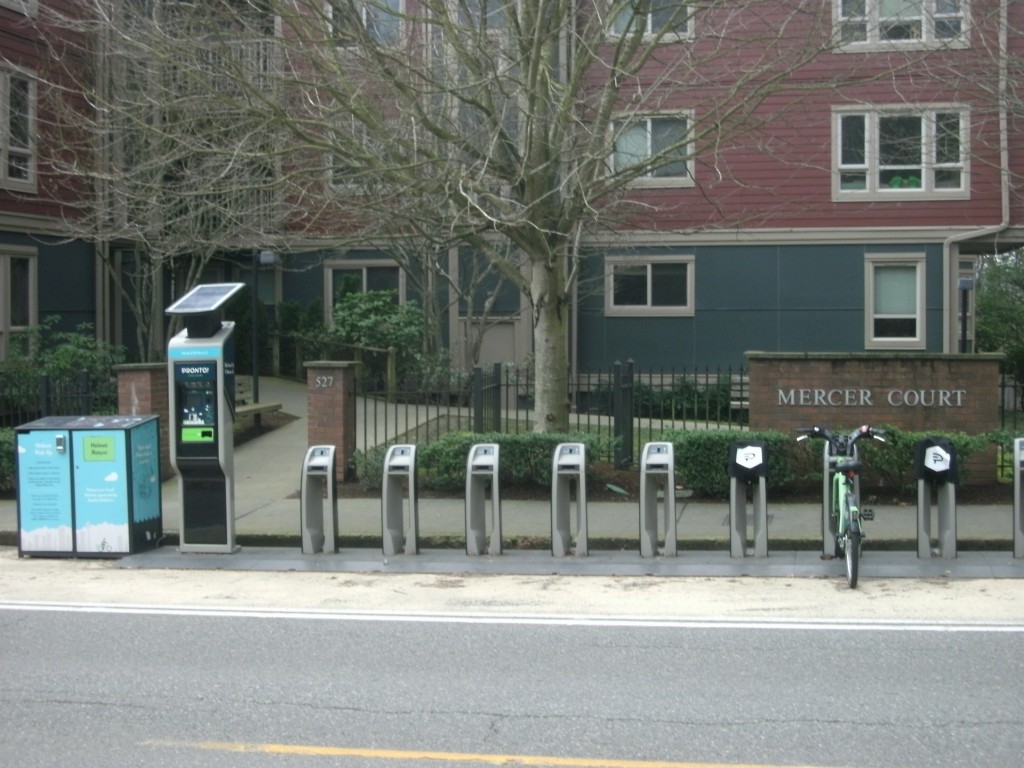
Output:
[0, 233, 96, 333]
[577, 242, 947, 370]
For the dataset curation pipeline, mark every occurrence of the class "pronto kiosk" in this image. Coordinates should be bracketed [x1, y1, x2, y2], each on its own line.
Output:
[166, 283, 244, 554]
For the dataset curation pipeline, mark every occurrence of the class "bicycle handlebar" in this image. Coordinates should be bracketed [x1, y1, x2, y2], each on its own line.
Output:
[795, 425, 886, 454]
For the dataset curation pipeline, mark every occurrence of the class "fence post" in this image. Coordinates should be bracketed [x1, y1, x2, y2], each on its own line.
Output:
[38, 374, 50, 417]
[613, 362, 622, 466]
[77, 369, 93, 414]
[491, 362, 502, 433]
[472, 366, 483, 433]
[613, 361, 634, 468]
[386, 346, 397, 402]
[623, 360, 634, 467]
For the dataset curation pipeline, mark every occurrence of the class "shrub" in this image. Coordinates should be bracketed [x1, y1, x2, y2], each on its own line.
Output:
[660, 429, 799, 498]
[854, 425, 992, 492]
[0, 428, 13, 493]
[352, 431, 612, 492]
[1, 317, 126, 416]
[25, 317, 126, 380]
[349, 426, 996, 499]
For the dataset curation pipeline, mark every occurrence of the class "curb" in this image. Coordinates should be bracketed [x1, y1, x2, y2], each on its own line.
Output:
[4, 531, 1013, 555]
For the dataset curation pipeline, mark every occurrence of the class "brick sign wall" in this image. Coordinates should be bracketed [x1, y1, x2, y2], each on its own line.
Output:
[746, 352, 1002, 482]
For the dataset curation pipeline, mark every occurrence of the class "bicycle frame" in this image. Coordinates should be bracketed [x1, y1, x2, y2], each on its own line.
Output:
[824, 441, 861, 559]
[797, 425, 885, 584]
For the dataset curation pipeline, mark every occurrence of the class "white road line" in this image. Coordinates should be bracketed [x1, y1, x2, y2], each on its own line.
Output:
[1, 600, 1023, 632]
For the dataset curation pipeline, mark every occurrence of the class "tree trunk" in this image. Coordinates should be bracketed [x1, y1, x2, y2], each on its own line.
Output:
[531, 262, 569, 432]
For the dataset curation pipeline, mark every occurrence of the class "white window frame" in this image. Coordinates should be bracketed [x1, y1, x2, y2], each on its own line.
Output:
[605, 254, 695, 317]
[323, 259, 405, 322]
[609, 0, 692, 41]
[612, 113, 695, 189]
[0, 246, 38, 362]
[865, 253, 926, 350]
[833, 106, 968, 201]
[1, 69, 36, 193]
[835, 0, 969, 50]
[327, 0, 403, 47]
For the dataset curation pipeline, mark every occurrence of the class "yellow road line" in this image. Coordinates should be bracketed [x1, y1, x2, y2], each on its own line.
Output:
[144, 739, 818, 768]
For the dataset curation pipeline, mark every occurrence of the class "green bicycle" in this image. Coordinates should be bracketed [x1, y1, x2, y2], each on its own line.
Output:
[796, 425, 886, 588]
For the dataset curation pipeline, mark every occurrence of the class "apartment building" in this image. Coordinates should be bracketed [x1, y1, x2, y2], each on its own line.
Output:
[1, 0, 93, 362]
[570, 0, 1023, 370]
[3, 1, 1021, 374]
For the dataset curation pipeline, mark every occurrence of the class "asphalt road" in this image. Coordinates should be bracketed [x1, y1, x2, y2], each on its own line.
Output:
[2, 602, 1023, 768]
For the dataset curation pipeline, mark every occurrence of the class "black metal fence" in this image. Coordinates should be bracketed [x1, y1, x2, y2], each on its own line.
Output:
[357, 361, 750, 466]
[999, 373, 1023, 479]
[0, 370, 118, 428]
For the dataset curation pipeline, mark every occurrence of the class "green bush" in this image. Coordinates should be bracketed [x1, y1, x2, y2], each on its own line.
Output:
[854, 425, 992, 492]
[349, 426, 997, 499]
[660, 429, 799, 498]
[353, 432, 612, 492]
[1, 317, 126, 416]
[0, 428, 13, 494]
[23, 316, 126, 380]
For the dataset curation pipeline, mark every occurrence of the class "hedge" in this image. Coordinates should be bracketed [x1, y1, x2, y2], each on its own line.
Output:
[353, 431, 613, 492]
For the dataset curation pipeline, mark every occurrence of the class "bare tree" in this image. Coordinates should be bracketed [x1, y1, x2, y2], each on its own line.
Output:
[31, 0, 923, 428]
[28, 0, 286, 360]
[245, 0, 849, 430]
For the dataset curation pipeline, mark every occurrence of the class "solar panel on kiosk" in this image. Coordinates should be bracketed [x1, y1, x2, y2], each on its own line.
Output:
[166, 283, 244, 315]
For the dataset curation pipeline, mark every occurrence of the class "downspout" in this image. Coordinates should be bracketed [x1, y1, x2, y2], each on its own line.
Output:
[942, 0, 1010, 352]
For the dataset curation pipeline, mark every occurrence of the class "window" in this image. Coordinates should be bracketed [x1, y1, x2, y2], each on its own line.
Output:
[0, 248, 37, 362]
[613, 115, 693, 187]
[327, 260, 402, 306]
[2, 70, 35, 192]
[460, 0, 510, 30]
[611, 0, 690, 38]
[328, 0, 401, 46]
[835, 108, 966, 199]
[606, 255, 694, 316]
[837, 0, 966, 48]
[458, 247, 520, 317]
[865, 255, 925, 349]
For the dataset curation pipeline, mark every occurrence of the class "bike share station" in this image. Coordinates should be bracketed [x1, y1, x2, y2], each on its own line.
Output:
[915, 437, 958, 559]
[166, 283, 244, 554]
[728, 440, 769, 558]
[466, 443, 501, 556]
[382, 444, 419, 556]
[552, 442, 588, 556]
[299, 445, 338, 554]
[639, 442, 677, 557]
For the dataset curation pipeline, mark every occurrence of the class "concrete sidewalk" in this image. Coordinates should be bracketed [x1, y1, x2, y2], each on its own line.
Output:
[3, 376, 1022, 578]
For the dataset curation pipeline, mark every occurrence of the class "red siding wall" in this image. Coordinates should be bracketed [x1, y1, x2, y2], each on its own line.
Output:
[590, 0, 1017, 234]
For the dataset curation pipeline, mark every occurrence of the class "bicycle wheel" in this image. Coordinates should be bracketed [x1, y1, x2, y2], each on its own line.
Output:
[844, 521, 861, 589]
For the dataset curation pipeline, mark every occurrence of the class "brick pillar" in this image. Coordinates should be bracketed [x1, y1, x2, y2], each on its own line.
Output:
[115, 363, 173, 480]
[305, 361, 357, 481]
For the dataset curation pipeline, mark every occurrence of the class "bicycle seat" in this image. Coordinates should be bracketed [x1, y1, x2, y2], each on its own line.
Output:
[836, 459, 862, 473]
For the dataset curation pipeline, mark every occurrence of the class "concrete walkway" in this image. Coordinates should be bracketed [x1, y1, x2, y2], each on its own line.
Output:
[3, 376, 1022, 578]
